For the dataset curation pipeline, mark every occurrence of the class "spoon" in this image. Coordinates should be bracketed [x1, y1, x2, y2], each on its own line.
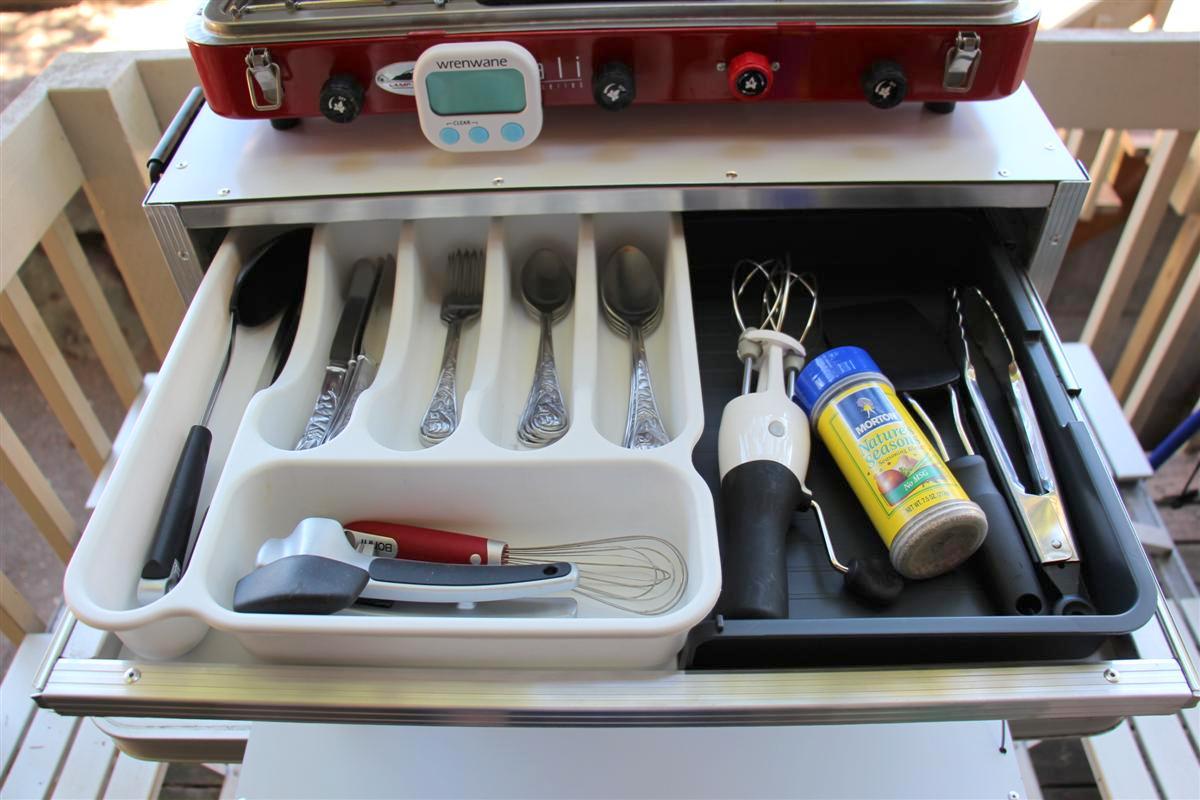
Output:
[516, 249, 573, 447]
[601, 246, 669, 449]
[139, 227, 311, 603]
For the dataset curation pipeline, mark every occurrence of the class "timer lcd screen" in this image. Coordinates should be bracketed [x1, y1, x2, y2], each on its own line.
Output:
[425, 68, 526, 115]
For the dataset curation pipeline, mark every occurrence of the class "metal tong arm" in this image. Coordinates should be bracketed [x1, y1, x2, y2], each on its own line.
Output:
[954, 289, 1079, 566]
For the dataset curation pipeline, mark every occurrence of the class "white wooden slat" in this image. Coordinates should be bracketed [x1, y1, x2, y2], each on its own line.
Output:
[132, 53, 200, 132]
[1131, 714, 1200, 800]
[50, 719, 118, 800]
[44, 52, 185, 360]
[1170, 136, 1200, 215]
[0, 633, 52, 779]
[0, 96, 84, 294]
[0, 412, 78, 562]
[40, 213, 143, 407]
[100, 753, 165, 800]
[1071, 129, 1106, 168]
[218, 765, 241, 800]
[1080, 129, 1122, 222]
[0, 708, 81, 800]
[1124, 251, 1200, 429]
[1182, 706, 1200, 760]
[1027, 31, 1200, 131]
[0, 278, 112, 475]
[1063, 343, 1153, 480]
[1013, 741, 1044, 800]
[0, 571, 44, 645]
[1081, 130, 1198, 362]
[1110, 214, 1200, 398]
[1084, 721, 1161, 800]
[1047, 0, 1156, 30]
[1168, 598, 1200, 687]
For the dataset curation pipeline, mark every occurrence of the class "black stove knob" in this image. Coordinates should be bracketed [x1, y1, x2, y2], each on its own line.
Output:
[862, 61, 907, 109]
[320, 74, 365, 124]
[593, 62, 636, 111]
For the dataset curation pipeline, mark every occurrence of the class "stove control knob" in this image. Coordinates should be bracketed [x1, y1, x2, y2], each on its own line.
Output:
[729, 52, 773, 100]
[319, 74, 365, 124]
[862, 61, 907, 109]
[593, 62, 636, 111]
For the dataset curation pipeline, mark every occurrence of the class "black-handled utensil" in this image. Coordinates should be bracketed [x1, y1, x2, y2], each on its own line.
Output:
[138, 228, 311, 603]
[905, 387, 1049, 616]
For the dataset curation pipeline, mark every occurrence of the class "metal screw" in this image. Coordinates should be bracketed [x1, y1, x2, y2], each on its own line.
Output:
[998, 169, 1011, 177]
[492, 177, 504, 187]
[725, 170, 738, 180]
[716, 62, 727, 72]
[771, 61, 781, 71]
[124, 667, 141, 684]
[1104, 668, 1120, 683]
[177, 250, 190, 261]
[1009, 792, 1020, 800]
[1050, 235, 1062, 246]
[1051, 538, 1063, 549]
[176, 161, 189, 170]
[768, 420, 785, 437]
[218, 187, 231, 196]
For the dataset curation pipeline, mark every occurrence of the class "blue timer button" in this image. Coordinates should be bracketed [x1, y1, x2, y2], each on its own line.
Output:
[439, 127, 461, 145]
[468, 126, 490, 144]
[501, 122, 525, 142]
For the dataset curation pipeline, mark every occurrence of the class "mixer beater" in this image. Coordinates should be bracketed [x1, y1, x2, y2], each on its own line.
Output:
[717, 257, 902, 619]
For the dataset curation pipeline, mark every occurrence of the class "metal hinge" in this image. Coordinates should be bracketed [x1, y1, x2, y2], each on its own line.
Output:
[944, 32, 982, 93]
[245, 47, 283, 112]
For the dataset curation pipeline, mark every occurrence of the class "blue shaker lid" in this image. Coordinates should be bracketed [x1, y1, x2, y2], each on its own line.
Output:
[793, 346, 882, 413]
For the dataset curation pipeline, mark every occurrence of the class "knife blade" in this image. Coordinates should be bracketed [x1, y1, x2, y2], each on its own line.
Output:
[295, 257, 382, 450]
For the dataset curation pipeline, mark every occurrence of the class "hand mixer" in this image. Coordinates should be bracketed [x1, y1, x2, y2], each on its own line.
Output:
[717, 259, 903, 619]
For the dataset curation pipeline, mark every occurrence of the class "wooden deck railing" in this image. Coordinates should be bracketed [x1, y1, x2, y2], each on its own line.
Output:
[1, 28, 1199, 645]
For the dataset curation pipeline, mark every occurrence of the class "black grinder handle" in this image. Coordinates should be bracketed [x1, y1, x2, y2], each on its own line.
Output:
[719, 460, 803, 619]
[949, 454, 1048, 616]
[142, 425, 212, 580]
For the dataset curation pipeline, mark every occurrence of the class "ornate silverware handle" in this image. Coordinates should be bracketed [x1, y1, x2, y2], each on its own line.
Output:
[623, 325, 670, 450]
[327, 355, 377, 441]
[420, 318, 464, 446]
[518, 314, 569, 444]
[296, 363, 349, 450]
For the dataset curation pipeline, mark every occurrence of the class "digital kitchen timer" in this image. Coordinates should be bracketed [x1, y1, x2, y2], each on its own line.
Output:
[413, 42, 543, 152]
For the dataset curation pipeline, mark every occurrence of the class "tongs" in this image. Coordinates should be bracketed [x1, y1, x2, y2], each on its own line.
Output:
[953, 287, 1092, 615]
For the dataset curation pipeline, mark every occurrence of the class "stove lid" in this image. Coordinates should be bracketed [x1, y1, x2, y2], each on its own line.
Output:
[193, 0, 1039, 44]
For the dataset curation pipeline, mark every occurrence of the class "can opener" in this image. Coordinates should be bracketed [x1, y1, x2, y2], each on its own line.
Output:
[954, 287, 1092, 615]
[233, 517, 580, 614]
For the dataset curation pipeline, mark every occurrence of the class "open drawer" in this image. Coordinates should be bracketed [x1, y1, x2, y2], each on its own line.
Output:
[36, 207, 1200, 730]
[29, 86, 1199, 732]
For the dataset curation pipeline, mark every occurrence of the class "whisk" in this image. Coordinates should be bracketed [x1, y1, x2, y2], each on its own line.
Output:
[343, 520, 687, 616]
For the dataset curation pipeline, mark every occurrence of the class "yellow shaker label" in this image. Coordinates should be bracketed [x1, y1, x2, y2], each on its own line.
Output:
[816, 383, 969, 547]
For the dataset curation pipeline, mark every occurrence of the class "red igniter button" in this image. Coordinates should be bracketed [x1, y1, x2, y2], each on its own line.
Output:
[729, 52, 773, 100]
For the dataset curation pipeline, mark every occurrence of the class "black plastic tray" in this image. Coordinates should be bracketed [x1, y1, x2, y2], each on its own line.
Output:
[680, 210, 1157, 669]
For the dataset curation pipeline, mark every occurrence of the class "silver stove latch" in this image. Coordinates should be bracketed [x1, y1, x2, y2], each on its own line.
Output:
[245, 47, 284, 111]
[943, 32, 981, 93]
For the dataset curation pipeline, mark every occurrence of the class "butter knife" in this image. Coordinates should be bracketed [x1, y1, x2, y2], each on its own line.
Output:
[295, 258, 382, 450]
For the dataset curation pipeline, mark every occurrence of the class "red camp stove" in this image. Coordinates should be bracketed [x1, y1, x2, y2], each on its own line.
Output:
[187, 0, 1039, 137]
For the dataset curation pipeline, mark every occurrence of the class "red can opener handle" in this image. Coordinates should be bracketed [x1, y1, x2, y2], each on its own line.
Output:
[343, 520, 508, 565]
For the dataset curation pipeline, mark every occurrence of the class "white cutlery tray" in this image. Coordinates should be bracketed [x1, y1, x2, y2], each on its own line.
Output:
[64, 212, 720, 669]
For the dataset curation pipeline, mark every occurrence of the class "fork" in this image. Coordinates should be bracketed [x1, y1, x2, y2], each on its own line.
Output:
[419, 250, 484, 446]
